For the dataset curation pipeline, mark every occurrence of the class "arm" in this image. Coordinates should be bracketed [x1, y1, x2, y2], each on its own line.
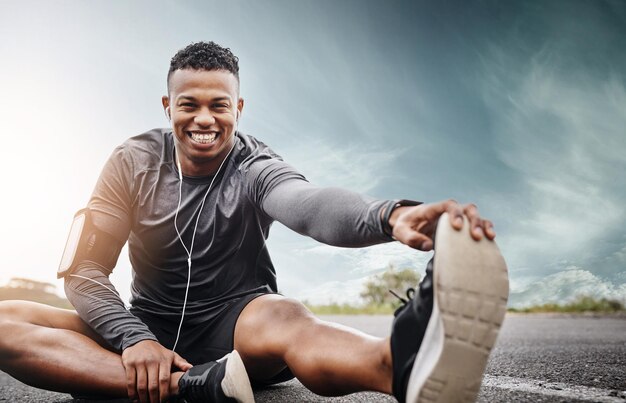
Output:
[262, 179, 496, 250]
[262, 179, 405, 247]
[63, 145, 154, 351]
[64, 263, 157, 351]
[243, 154, 415, 246]
[65, 266, 191, 402]
[246, 153, 494, 249]
[64, 145, 191, 402]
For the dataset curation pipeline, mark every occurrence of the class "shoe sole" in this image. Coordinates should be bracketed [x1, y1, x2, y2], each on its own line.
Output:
[221, 350, 255, 403]
[405, 213, 509, 403]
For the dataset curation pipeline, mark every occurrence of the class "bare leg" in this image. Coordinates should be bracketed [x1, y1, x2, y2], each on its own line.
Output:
[0, 300, 180, 397]
[234, 295, 392, 396]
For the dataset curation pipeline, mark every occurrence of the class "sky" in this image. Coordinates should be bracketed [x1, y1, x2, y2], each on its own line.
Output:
[0, 0, 624, 308]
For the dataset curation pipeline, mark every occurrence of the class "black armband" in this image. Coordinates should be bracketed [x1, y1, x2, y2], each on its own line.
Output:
[382, 199, 423, 238]
[57, 208, 123, 278]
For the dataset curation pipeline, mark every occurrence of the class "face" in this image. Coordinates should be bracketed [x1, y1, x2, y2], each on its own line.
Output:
[162, 69, 244, 176]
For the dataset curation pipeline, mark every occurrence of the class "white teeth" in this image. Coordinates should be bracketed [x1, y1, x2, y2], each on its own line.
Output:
[190, 132, 217, 144]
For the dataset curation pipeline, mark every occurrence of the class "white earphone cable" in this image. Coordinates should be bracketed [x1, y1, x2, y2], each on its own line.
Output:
[68, 273, 130, 309]
[171, 140, 236, 352]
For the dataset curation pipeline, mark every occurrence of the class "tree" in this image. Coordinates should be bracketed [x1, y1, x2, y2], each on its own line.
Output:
[0, 278, 73, 309]
[360, 264, 421, 307]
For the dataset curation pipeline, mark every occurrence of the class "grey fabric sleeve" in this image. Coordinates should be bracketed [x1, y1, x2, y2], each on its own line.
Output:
[87, 145, 133, 243]
[262, 179, 396, 247]
[64, 146, 155, 352]
[243, 156, 397, 246]
[65, 263, 158, 352]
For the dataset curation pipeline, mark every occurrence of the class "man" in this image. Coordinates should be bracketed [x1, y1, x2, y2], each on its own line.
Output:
[0, 42, 508, 403]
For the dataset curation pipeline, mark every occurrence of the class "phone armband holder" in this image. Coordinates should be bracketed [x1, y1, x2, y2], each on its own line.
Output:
[58, 208, 123, 279]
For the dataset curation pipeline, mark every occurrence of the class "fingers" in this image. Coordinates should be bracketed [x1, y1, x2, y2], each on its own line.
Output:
[428, 199, 464, 229]
[126, 365, 137, 402]
[459, 203, 497, 240]
[148, 362, 161, 403]
[392, 223, 434, 251]
[391, 199, 498, 250]
[445, 199, 464, 229]
[124, 360, 170, 403]
[173, 352, 193, 371]
[136, 365, 148, 403]
[483, 219, 496, 240]
[461, 203, 482, 240]
[158, 361, 171, 403]
[425, 199, 460, 223]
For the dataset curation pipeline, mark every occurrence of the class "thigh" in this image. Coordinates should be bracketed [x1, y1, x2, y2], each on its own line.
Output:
[0, 300, 104, 343]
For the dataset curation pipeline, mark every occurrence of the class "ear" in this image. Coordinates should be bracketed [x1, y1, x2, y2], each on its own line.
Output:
[162, 96, 171, 120]
[236, 98, 245, 121]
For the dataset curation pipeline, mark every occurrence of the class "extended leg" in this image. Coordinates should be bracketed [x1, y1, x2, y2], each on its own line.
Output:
[234, 295, 392, 396]
[233, 214, 509, 402]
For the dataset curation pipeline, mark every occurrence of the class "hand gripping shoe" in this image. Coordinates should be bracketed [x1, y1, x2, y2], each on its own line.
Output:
[177, 350, 255, 403]
[390, 213, 509, 403]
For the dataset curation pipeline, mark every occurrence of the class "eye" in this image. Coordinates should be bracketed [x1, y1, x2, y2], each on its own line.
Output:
[213, 103, 229, 109]
[179, 102, 197, 109]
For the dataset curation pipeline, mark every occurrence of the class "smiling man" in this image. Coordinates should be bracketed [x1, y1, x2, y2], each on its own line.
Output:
[0, 42, 508, 403]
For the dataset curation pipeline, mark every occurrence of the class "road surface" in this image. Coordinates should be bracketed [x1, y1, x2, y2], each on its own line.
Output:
[1, 314, 625, 402]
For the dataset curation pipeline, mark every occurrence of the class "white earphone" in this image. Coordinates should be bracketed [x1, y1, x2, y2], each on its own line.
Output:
[170, 140, 236, 352]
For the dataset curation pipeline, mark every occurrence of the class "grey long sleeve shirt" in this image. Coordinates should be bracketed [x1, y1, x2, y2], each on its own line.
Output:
[65, 129, 397, 352]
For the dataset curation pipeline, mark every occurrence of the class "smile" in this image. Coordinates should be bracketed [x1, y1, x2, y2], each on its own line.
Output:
[188, 131, 218, 144]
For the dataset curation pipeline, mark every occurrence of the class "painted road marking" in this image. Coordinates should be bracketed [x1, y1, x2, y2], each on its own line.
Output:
[483, 375, 626, 402]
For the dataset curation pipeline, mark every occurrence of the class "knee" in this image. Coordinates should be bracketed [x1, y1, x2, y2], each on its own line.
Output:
[0, 301, 32, 356]
[263, 297, 316, 328]
[258, 297, 321, 351]
[0, 300, 43, 325]
[237, 296, 316, 350]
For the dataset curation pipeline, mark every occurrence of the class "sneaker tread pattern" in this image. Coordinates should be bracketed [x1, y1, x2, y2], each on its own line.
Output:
[417, 213, 509, 403]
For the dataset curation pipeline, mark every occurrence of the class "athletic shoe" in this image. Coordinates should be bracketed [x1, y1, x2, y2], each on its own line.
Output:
[177, 350, 255, 403]
[390, 212, 509, 403]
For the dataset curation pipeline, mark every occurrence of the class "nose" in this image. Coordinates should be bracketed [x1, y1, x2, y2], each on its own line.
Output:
[195, 107, 216, 127]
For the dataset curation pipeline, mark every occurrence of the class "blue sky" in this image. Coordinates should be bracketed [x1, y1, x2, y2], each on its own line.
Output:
[0, 1, 624, 307]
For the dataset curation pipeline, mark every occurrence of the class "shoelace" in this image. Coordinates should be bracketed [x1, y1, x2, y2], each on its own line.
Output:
[389, 288, 419, 317]
[389, 287, 415, 304]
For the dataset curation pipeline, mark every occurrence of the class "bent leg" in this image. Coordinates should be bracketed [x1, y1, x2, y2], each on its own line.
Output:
[234, 295, 392, 396]
[0, 300, 128, 397]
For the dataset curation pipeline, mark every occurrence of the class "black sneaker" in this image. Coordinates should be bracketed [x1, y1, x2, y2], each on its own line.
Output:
[390, 213, 509, 403]
[177, 350, 255, 403]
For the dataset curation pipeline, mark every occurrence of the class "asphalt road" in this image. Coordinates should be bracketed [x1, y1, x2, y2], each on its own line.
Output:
[1, 314, 625, 402]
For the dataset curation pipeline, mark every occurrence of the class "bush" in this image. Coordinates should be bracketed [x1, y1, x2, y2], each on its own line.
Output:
[360, 265, 420, 307]
[509, 295, 625, 313]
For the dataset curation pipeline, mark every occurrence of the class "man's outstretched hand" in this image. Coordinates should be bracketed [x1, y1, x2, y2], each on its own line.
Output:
[389, 199, 495, 251]
[122, 339, 192, 403]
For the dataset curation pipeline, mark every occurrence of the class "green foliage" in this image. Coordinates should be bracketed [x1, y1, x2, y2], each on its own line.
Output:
[305, 302, 395, 315]
[360, 264, 420, 306]
[508, 295, 625, 313]
[0, 278, 73, 309]
[305, 264, 421, 315]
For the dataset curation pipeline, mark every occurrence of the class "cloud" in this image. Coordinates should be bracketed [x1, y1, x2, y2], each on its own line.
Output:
[297, 249, 432, 304]
[509, 268, 626, 308]
[479, 40, 626, 278]
[297, 278, 368, 306]
[605, 244, 626, 265]
[302, 242, 431, 275]
[278, 139, 404, 194]
[272, 228, 431, 305]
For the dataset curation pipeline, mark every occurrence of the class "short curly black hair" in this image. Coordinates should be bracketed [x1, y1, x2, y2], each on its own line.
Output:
[167, 41, 240, 92]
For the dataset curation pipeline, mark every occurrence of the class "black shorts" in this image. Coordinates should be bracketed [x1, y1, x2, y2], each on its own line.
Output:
[131, 292, 294, 386]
